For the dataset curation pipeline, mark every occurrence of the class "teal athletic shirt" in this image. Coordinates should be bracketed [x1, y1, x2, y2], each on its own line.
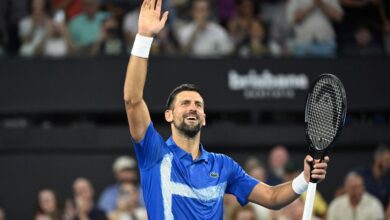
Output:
[132, 123, 259, 220]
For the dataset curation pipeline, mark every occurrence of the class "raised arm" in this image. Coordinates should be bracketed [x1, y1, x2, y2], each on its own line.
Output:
[123, 0, 168, 142]
[248, 155, 329, 210]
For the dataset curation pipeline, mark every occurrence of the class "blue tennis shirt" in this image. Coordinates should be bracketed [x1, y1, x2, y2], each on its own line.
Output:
[132, 123, 259, 220]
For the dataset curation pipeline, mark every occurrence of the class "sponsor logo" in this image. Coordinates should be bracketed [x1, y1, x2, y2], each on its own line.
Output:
[210, 172, 219, 178]
[228, 69, 309, 99]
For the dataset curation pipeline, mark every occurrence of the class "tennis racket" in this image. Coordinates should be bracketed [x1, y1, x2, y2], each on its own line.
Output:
[302, 74, 347, 220]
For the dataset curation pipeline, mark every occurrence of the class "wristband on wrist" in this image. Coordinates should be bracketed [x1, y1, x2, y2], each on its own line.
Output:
[292, 172, 309, 195]
[131, 34, 154, 58]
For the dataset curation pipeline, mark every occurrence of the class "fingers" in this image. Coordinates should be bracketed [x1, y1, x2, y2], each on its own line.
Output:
[156, 0, 162, 11]
[151, 0, 156, 9]
[160, 11, 169, 26]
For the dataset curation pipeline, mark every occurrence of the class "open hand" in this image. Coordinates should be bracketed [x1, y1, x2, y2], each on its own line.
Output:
[138, 0, 169, 37]
[303, 155, 329, 183]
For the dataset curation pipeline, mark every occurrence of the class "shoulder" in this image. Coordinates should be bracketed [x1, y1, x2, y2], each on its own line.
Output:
[329, 194, 348, 208]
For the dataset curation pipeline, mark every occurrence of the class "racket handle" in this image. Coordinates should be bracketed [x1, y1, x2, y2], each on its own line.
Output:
[302, 182, 317, 220]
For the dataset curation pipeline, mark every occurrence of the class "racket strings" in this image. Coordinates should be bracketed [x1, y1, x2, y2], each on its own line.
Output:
[307, 77, 344, 150]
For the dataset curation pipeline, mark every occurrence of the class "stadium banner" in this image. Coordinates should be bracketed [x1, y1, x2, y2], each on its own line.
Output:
[0, 57, 389, 113]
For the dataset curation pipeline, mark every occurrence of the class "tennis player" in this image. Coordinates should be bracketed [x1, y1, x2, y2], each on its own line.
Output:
[123, 0, 330, 219]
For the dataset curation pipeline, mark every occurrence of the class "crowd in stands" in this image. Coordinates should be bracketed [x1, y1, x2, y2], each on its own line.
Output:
[0, 144, 388, 220]
[0, 0, 390, 58]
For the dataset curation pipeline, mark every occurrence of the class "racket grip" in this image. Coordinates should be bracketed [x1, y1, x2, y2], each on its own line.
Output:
[302, 182, 317, 220]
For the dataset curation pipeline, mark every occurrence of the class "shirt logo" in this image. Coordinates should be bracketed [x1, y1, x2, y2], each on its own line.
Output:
[210, 172, 219, 178]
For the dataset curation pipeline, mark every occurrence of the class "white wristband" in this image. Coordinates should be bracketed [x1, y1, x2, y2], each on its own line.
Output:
[292, 172, 309, 195]
[131, 34, 154, 58]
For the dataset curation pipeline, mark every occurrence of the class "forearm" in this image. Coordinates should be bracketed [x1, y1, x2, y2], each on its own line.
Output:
[293, 5, 315, 23]
[124, 54, 149, 106]
[319, 2, 343, 22]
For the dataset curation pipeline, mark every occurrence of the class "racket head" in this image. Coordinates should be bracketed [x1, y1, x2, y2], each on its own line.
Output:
[304, 74, 347, 159]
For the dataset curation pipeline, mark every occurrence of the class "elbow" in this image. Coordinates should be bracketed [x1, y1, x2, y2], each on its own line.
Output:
[123, 93, 143, 108]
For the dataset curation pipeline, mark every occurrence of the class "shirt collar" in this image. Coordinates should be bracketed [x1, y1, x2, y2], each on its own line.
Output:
[166, 136, 209, 163]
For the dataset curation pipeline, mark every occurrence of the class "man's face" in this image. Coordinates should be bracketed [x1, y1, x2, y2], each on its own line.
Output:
[345, 175, 364, 203]
[166, 91, 206, 138]
[116, 168, 137, 183]
[82, 0, 99, 16]
[192, 1, 209, 22]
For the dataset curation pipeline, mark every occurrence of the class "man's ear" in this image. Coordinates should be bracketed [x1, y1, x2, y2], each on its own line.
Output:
[202, 113, 206, 126]
[165, 109, 173, 122]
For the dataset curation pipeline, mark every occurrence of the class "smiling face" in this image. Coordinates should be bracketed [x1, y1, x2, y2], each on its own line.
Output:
[165, 91, 206, 138]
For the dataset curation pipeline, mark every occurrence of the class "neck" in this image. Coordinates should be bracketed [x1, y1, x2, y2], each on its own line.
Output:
[172, 129, 201, 160]
[349, 195, 362, 208]
[372, 162, 382, 179]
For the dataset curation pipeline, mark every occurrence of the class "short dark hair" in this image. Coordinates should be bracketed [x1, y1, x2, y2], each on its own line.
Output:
[166, 84, 204, 110]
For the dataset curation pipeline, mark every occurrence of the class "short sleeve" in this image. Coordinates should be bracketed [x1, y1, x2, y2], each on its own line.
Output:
[225, 158, 259, 206]
[131, 122, 166, 170]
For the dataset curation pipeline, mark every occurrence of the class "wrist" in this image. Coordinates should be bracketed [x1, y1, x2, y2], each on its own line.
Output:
[292, 172, 309, 195]
[137, 31, 154, 38]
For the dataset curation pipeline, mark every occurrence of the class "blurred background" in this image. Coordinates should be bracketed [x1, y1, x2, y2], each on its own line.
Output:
[0, 0, 389, 219]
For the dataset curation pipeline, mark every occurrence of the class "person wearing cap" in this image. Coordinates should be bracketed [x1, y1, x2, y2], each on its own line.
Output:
[98, 156, 139, 215]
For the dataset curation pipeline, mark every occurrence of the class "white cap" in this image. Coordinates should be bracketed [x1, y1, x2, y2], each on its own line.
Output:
[112, 156, 136, 173]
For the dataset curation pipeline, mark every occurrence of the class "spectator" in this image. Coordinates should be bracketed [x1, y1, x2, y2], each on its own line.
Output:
[108, 182, 147, 220]
[379, 0, 390, 54]
[355, 144, 390, 208]
[65, 177, 107, 220]
[0, 208, 5, 220]
[341, 25, 384, 56]
[36, 14, 75, 57]
[338, 0, 383, 55]
[177, 0, 233, 57]
[51, 0, 83, 21]
[266, 145, 289, 185]
[150, 27, 180, 55]
[327, 171, 384, 220]
[228, 204, 258, 220]
[287, 0, 343, 57]
[98, 156, 139, 215]
[214, 0, 237, 27]
[92, 16, 126, 56]
[272, 198, 308, 220]
[260, 0, 291, 57]
[18, 0, 51, 56]
[69, 0, 108, 55]
[228, 0, 267, 57]
[35, 189, 62, 220]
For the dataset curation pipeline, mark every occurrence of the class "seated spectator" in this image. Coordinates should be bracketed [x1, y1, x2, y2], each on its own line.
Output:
[51, 0, 83, 21]
[150, 27, 180, 55]
[287, 0, 343, 57]
[260, 0, 291, 57]
[65, 177, 107, 220]
[108, 182, 147, 220]
[338, 0, 383, 55]
[379, 0, 390, 54]
[354, 144, 390, 208]
[228, 0, 267, 57]
[177, 0, 233, 57]
[92, 16, 125, 56]
[228, 204, 258, 220]
[69, 0, 108, 55]
[272, 198, 308, 220]
[36, 14, 75, 57]
[35, 189, 62, 220]
[0, 207, 5, 220]
[98, 156, 139, 215]
[341, 26, 384, 56]
[214, 0, 237, 27]
[327, 172, 384, 220]
[266, 145, 289, 186]
[18, 0, 51, 57]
